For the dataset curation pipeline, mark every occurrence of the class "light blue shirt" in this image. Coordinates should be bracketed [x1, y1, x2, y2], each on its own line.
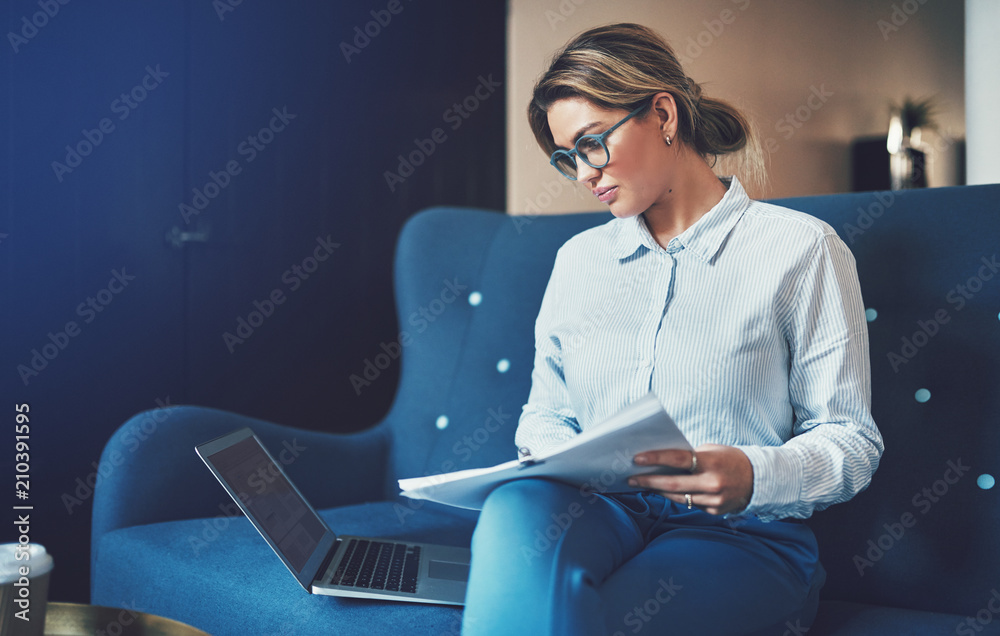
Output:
[514, 175, 884, 522]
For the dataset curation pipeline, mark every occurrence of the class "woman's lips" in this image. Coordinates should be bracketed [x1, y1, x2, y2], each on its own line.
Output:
[595, 186, 618, 203]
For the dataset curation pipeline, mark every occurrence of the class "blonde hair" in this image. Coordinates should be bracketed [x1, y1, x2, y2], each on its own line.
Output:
[528, 23, 766, 196]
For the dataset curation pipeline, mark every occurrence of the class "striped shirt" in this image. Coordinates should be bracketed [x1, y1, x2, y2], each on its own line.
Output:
[514, 175, 884, 522]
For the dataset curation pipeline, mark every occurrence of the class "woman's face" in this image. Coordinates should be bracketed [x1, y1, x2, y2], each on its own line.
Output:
[546, 96, 676, 219]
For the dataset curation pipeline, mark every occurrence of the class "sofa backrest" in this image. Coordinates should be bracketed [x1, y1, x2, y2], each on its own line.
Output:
[383, 183, 1000, 616]
[772, 184, 1000, 618]
[383, 208, 609, 486]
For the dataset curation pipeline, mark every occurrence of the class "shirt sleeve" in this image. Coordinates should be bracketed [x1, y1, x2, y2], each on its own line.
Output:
[514, 246, 582, 458]
[735, 233, 885, 521]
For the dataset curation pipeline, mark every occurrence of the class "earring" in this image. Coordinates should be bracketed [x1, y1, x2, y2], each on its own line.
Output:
[665, 135, 672, 146]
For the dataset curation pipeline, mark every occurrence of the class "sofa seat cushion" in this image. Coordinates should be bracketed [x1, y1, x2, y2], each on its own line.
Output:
[91, 500, 478, 636]
[91, 495, 1000, 636]
[811, 599, 999, 635]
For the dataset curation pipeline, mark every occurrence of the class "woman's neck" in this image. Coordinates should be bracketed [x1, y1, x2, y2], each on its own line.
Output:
[642, 160, 729, 249]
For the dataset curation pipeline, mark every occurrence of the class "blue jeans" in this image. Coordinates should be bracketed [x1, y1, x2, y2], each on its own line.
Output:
[461, 479, 825, 636]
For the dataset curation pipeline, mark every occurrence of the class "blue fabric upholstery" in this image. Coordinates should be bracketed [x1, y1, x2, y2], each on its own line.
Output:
[92, 184, 1000, 635]
[774, 186, 1000, 631]
[809, 601, 991, 635]
[93, 503, 474, 636]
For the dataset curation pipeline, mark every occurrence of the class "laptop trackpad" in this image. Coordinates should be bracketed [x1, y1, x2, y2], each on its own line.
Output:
[428, 560, 470, 582]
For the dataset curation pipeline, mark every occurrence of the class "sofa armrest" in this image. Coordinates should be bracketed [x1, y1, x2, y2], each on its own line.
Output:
[91, 405, 390, 553]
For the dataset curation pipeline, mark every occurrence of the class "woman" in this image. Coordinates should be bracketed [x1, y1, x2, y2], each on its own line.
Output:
[461, 23, 883, 636]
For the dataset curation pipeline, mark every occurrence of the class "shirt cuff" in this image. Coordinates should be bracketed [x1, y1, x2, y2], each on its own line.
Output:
[733, 445, 805, 522]
[514, 421, 578, 459]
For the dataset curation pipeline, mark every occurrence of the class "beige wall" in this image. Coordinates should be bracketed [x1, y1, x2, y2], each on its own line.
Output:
[966, 0, 1000, 184]
[507, 0, 965, 214]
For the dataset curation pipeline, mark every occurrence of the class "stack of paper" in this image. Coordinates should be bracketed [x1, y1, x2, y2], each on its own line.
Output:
[398, 392, 692, 509]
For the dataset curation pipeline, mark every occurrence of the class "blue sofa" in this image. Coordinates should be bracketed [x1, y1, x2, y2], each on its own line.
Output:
[92, 183, 1000, 635]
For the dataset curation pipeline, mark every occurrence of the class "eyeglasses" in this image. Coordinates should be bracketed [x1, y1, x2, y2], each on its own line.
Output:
[549, 104, 646, 180]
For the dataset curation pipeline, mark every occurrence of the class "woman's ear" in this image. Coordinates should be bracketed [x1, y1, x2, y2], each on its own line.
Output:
[650, 91, 678, 139]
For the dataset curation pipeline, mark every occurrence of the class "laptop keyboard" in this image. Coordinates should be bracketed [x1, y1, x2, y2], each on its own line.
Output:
[330, 539, 420, 594]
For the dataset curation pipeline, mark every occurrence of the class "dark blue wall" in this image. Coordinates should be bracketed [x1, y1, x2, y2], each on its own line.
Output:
[1, 0, 506, 602]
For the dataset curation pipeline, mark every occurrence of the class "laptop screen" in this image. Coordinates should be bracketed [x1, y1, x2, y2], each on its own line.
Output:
[197, 428, 337, 589]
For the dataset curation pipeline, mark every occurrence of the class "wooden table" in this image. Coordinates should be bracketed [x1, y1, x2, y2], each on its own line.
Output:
[43, 602, 209, 636]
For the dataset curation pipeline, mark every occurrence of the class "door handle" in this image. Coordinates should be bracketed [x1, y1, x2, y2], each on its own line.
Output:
[165, 225, 210, 250]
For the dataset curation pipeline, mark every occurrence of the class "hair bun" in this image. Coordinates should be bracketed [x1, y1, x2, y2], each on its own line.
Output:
[685, 76, 703, 103]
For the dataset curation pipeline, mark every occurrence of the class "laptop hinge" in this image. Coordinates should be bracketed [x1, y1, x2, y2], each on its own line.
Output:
[316, 539, 340, 582]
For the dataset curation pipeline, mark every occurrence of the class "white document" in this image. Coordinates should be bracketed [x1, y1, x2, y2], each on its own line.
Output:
[397, 392, 692, 510]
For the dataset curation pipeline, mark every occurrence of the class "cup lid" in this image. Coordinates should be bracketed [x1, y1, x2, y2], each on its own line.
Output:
[0, 543, 54, 583]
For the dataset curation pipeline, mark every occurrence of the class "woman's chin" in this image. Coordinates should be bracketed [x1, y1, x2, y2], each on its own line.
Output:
[607, 201, 641, 219]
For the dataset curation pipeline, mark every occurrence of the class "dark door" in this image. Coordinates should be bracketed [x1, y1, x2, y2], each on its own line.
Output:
[2, 0, 505, 603]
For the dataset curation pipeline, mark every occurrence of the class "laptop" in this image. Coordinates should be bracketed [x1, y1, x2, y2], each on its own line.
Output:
[195, 427, 470, 605]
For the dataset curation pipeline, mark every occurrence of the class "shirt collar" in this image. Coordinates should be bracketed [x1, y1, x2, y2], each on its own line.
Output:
[611, 175, 751, 263]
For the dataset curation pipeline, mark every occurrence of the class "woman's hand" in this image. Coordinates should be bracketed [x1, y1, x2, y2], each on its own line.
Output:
[628, 444, 754, 516]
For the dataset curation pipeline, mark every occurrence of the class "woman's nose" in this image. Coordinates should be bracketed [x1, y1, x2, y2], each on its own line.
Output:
[576, 161, 601, 183]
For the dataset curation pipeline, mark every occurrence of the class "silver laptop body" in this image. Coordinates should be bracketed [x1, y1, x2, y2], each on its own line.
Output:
[196, 427, 469, 605]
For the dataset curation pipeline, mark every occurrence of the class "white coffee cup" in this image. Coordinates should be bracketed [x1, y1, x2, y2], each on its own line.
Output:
[0, 544, 53, 636]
